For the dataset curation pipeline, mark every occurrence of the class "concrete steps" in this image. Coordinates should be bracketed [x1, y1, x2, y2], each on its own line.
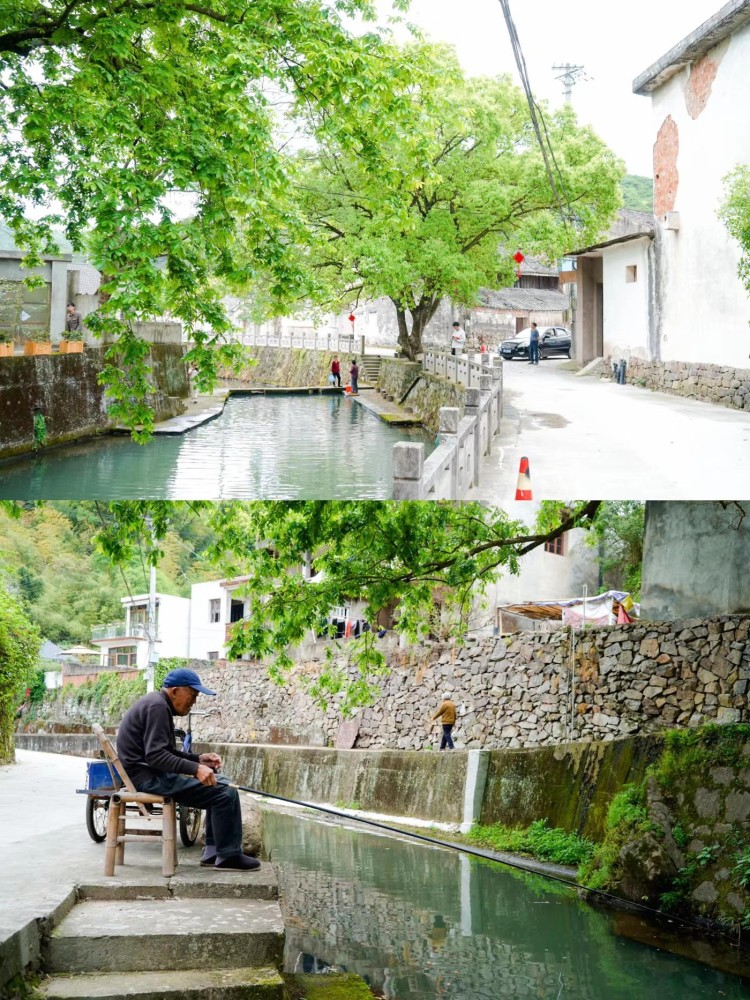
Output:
[44, 898, 284, 974]
[39, 966, 285, 1000]
[360, 355, 383, 384]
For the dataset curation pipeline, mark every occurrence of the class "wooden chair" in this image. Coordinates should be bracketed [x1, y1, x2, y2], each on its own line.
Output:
[92, 724, 177, 877]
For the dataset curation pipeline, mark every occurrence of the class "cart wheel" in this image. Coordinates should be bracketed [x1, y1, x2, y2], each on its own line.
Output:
[179, 805, 202, 846]
[86, 797, 109, 843]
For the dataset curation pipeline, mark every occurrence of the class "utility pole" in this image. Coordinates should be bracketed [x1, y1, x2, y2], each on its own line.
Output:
[552, 63, 588, 104]
[145, 516, 158, 693]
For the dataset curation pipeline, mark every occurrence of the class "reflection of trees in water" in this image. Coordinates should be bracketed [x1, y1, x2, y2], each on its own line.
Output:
[267, 812, 750, 1000]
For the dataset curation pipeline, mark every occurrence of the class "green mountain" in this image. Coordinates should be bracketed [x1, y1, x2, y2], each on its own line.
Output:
[621, 175, 653, 213]
[0, 502, 213, 647]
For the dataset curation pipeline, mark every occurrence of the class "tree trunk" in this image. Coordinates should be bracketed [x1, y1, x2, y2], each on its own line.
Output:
[394, 299, 441, 360]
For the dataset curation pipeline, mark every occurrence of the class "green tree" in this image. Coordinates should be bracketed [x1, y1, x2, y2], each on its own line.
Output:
[588, 501, 645, 597]
[0, 0, 419, 433]
[0, 584, 41, 764]
[294, 49, 624, 357]
[88, 499, 601, 713]
[720, 165, 750, 297]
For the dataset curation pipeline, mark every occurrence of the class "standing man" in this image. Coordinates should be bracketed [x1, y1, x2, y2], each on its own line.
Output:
[450, 322, 466, 357]
[116, 667, 260, 871]
[528, 322, 540, 365]
[349, 358, 359, 395]
[331, 356, 341, 387]
[431, 692, 457, 750]
[65, 303, 82, 335]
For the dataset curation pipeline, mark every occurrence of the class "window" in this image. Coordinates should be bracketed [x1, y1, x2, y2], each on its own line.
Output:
[544, 535, 565, 556]
[207, 650, 219, 661]
[209, 598, 221, 623]
[107, 645, 138, 668]
[229, 598, 245, 623]
[625, 265, 638, 283]
[130, 605, 148, 627]
[0, 279, 51, 338]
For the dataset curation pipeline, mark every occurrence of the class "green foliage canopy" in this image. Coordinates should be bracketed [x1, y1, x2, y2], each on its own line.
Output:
[720, 165, 750, 298]
[0, 583, 41, 763]
[0, 0, 420, 432]
[86, 499, 602, 712]
[293, 49, 625, 357]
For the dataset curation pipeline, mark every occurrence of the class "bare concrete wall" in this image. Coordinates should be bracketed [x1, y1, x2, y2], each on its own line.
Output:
[641, 501, 750, 619]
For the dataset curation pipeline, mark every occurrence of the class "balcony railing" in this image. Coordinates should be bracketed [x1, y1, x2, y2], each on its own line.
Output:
[91, 622, 151, 642]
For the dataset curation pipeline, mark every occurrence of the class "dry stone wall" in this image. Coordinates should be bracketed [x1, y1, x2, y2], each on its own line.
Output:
[605, 356, 750, 412]
[190, 613, 750, 751]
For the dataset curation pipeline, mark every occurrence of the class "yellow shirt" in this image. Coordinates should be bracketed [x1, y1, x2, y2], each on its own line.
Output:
[432, 700, 456, 725]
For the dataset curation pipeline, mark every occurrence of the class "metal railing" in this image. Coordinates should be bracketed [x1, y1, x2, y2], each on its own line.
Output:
[392, 352, 503, 500]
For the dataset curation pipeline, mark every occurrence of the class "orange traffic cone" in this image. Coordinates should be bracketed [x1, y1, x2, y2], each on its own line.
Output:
[515, 457, 532, 500]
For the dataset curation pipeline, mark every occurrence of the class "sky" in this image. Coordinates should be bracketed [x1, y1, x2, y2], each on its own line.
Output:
[373, 0, 724, 175]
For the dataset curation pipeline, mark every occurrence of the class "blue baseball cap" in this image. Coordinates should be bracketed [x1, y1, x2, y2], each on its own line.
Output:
[162, 668, 216, 696]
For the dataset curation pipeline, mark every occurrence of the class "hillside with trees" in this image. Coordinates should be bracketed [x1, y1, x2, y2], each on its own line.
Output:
[621, 175, 654, 213]
[0, 502, 212, 647]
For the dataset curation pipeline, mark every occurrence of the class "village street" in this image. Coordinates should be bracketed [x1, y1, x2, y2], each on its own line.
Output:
[469, 360, 750, 505]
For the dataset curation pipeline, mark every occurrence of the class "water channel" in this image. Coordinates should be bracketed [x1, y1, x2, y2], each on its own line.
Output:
[263, 810, 750, 1000]
[0, 393, 434, 499]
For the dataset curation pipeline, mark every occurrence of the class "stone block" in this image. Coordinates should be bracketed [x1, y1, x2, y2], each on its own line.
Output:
[694, 788, 720, 818]
[725, 792, 750, 823]
[692, 880, 718, 904]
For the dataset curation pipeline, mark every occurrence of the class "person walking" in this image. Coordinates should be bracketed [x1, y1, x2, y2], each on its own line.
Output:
[528, 322, 540, 365]
[331, 356, 341, 387]
[450, 322, 466, 357]
[350, 358, 359, 395]
[431, 692, 457, 750]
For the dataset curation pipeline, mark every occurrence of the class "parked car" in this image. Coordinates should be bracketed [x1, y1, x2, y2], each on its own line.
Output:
[498, 327, 571, 360]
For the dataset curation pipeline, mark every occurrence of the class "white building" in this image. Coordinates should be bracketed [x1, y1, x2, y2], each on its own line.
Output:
[91, 593, 191, 670]
[188, 578, 252, 661]
[572, 1, 750, 371]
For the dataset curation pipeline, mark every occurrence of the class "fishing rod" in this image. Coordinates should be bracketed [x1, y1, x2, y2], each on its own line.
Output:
[224, 779, 718, 938]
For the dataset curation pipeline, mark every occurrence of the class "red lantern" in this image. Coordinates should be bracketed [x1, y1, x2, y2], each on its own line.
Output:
[348, 313, 356, 323]
[513, 250, 524, 265]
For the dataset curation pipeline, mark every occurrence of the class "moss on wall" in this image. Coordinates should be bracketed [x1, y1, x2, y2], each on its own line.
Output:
[222, 347, 346, 388]
[480, 736, 661, 841]
[0, 347, 187, 459]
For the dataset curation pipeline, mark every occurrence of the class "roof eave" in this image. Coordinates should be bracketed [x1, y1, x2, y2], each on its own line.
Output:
[633, 0, 750, 95]
[568, 231, 654, 257]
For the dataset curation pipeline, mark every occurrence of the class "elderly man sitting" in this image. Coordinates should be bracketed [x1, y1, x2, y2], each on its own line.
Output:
[116, 667, 259, 871]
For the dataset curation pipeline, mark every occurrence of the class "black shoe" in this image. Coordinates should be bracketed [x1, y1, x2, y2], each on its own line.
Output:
[200, 853, 217, 867]
[215, 854, 261, 871]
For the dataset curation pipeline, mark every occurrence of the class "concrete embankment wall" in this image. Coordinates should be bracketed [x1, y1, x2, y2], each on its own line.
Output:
[378, 358, 465, 434]
[221, 347, 343, 388]
[15, 732, 657, 839]
[0, 342, 188, 458]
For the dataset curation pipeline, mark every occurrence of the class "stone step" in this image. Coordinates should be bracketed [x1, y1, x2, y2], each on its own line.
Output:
[44, 898, 284, 974]
[76, 865, 278, 902]
[40, 966, 285, 1000]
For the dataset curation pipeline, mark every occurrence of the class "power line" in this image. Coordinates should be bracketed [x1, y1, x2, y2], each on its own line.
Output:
[496, 0, 572, 225]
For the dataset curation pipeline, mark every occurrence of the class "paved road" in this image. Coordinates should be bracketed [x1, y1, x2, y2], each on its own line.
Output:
[469, 359, 750, 505]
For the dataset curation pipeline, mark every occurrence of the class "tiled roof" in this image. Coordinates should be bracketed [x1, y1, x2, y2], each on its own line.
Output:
[479, 287, 568, 311]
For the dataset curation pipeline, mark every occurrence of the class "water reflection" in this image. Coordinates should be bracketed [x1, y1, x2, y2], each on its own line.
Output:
[263, 811, 750, 1000]
[0, 394, 434, 499]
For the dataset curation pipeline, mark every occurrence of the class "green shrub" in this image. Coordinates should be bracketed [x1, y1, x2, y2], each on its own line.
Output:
[578, 784, 653, 891]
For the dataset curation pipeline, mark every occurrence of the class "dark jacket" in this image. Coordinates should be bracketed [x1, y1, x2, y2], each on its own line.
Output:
[116, 690, 200, 787]
[65, 311, 82, 332]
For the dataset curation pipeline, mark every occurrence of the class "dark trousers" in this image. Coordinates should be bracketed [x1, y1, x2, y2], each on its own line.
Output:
[529, 341, 539, 364]
[451, 347, 456, 356]
[351, 375, 358, 393]
[332, 372, 341, 386]
[440, 724, 454, 750]
[138, 772, 242, 860]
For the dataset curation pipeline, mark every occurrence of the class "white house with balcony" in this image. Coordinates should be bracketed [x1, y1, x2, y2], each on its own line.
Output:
[91, 593, 191, 670]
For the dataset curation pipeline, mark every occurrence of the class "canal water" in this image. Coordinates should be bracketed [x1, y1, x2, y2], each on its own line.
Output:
[0, 393, 434, 499]
[263, 810, 750, 1000]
